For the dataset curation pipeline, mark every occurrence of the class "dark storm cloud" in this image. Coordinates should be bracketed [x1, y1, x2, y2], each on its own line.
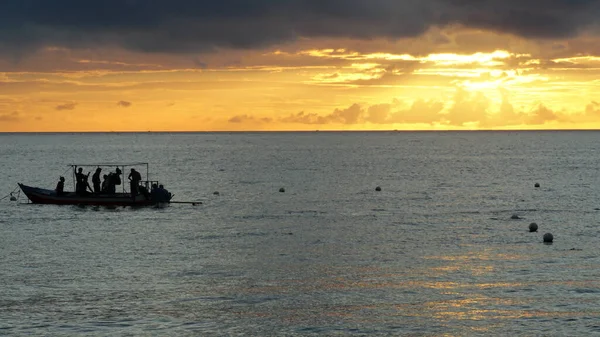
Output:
[440, 0, 599, 39]
[0, 0, 599, 55]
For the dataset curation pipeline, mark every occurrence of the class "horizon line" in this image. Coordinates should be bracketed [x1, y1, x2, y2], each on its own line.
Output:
[2, 129, 600, 134]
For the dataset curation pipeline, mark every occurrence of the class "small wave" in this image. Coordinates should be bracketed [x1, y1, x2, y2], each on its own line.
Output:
[236, 231, 269, 237]
[237, 180, 264, 185]
[91, 321, 133, 328]
[237, 214, 282, 220]
[287, 210, 326, 215]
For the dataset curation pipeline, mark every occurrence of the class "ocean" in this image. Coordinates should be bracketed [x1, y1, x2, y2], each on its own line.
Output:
[1, 131, 600, 336]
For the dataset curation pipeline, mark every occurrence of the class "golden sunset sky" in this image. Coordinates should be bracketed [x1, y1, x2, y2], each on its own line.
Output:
[2, 0, 600, 131]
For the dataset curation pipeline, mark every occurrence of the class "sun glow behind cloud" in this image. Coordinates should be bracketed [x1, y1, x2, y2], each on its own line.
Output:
[2, 22, 600, 131]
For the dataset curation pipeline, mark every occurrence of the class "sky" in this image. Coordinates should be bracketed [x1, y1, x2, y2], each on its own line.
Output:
[2, 0, 600, 131]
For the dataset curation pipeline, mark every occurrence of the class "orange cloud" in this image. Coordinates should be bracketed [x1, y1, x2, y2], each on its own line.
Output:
[0, 111, 20, 122]
[2, 23, 600, 131]
[217, 85, 600, 130]
[55, 102, 77, 110]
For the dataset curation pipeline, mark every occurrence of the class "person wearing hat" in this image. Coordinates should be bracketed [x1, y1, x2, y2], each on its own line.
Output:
[105, 168, 122, 194]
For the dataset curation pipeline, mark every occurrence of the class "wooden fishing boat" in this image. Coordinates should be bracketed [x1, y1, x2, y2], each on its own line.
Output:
[18, 162, 172, 206]
[18, 183, 158, 206]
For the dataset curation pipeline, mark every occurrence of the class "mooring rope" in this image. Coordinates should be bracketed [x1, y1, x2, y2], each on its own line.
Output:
[0, 186, 20, 201]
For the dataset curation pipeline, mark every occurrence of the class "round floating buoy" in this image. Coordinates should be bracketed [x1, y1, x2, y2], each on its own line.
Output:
[511, 214, 521, 220]
[375, 186, 382, 192]
[534, 183, 540, 188]
[279, 187, 285, 193]
[529, 222, 538, 232]
[9, 193, 16, 201]
[543, 233, 553, 243]
[213, 191, 220, 195]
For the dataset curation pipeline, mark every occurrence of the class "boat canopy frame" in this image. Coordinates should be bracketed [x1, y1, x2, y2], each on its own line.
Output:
[68, 162, 151, 194]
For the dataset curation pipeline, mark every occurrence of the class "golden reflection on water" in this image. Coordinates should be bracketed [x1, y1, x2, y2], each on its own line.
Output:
[425, 250, 525, 263]
[230, 270, 600, 334]
[227, 248, 600, 333]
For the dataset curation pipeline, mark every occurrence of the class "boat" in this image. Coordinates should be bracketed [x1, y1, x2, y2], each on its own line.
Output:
[18, 162, 172, 206]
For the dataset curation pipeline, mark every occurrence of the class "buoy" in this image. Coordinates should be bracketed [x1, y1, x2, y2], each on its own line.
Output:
[279, 187, 285, 193]
[375, 186, 381, 191]
[213, 191, 219, 195]
[543, 233, 553, 243]
[529, 222, 538, 232]
[511, 214, 521, 220]
[534, 183, 540, 188]
[9, 193, 16, 201]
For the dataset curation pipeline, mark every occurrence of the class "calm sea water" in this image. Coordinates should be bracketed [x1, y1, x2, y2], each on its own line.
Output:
[1, 131, 600, 336]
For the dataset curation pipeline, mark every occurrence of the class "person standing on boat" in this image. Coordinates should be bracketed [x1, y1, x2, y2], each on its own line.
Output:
[101, 174, 109, 193]
[55, 176, 65, 195]
[114, 168, 122, 186]
[105, 173, 116, 194]
[105, 168, 122, 194]
[74, 167, 89, 194]
[128, 168, 142, 198]
[80, 174, 93, 195]
[91, 167, 102, 194]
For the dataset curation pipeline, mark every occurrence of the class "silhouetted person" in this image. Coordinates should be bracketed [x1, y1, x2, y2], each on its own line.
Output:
[150, 184, 171, 203]
[101, 174, 109, 193]
[77, 174, 93, 196]
[92, 167, 102, 193]
[128, 168, 142, 198]
[158, 184, 172, 202]
[104, 168, 122, 194]
[75, 167, 85, 193]
[75, 167, 91, 195]
[55, 176, 65, 195]
[138, 184, 150, 200]
[113, 168, 122, 187]
[105, 173, 117, 194]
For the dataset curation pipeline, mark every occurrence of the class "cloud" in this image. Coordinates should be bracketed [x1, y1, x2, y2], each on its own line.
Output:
[0, 0, 599, 56]
[390, 100, 445, 124]
[280, 111, 331, 125]
[192, 57, 208, 69]
[443, 88, 491, 125]
[0, 111, 20, 122]
[366, 104, 392, 124]
[273, 86, 600, 128]
[438, 1, 593, 38]
[55, 102, 77, 110]
[281, 99, 444, 126]
[117, 100, 132, 108]
[228, 114, 273, 124]
[282, 103, 365, 124]
[585, 101, 600, 116]
[526, 104, 560, 124]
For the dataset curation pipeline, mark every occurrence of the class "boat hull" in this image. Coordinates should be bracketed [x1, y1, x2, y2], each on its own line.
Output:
[18, 183, 156, 206]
